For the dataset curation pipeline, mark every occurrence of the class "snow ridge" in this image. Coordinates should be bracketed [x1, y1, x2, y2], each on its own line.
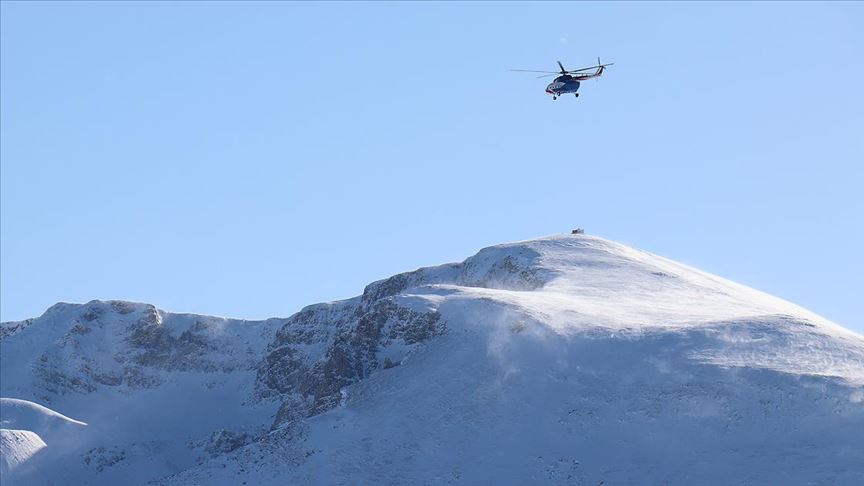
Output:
[1, 398, 87, 427]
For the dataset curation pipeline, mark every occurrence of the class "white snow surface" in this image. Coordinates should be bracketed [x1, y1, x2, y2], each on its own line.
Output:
[1, 430, 46, 476]
[0, 399, 85, 478]
[1, 398, 88, 428]
[1, 233, 863, 485]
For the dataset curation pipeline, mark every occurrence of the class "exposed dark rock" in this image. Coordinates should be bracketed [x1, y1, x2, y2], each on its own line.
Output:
[70, 323, 92, 335]
[255, 242, 548, 423]
[362, 269, 425, 304]
[35, 364, 98, 395]
[110, 300, 136, 314]
[259, 297, 445, 427]
[81, 308, 102, 322]
[256, 346, 309, 397]
[460, 249, 547, 290]
[121, 366, 161, 389]
[83, 446, 127, 472]
[383, 302, 442, 344]
[127, 318, 219, 372]
[94, 372, 123, 386]
[0, 318, 34, 340]
[205, 429, 251, 455]
[271, 395, 307, 430]
[6, 301, 272, 398]
[651, 271, 675, 278]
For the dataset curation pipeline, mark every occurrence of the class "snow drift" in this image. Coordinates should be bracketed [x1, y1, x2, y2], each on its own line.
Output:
[1, 429, 46, 476]
[0, 399, 85, 477]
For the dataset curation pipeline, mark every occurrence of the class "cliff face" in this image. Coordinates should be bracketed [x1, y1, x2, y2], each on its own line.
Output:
[257, 298, 444, 424]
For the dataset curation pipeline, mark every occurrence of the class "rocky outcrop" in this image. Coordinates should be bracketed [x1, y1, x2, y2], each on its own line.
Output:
[257, 297, 445, 427]
[204, 429, 251, 456]
[13, 301, 277, 397]
[255, 241, 559, 427]
[126, 314, 223, 372]
[459, 249, 548, 290]
[361, 244, 550, 305]
[0, 319, 35, 340]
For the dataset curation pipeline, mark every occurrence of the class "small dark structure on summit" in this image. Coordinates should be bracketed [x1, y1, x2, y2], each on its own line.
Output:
[571, 228, 585, 235]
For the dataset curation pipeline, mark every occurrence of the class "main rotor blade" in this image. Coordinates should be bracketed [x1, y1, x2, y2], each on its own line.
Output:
[511, 69, 561, 74]
[566, 63, 614, 73]
[537, 73, 559, 78]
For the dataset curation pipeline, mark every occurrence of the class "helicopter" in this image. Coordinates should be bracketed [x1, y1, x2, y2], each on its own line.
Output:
[512, 58, 614, 100]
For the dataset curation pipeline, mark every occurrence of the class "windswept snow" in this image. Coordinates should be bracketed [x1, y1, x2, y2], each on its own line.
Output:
[0, 399, 85, 479]
[0, 430, 46, 476]
[397, 235, 852, 335]
[0, 301, 281, 485]
[1, 233, 862, 485]
[1, 398, 88, 428]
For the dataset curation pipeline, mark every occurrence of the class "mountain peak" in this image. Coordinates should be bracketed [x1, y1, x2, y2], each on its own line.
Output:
[364, 232, 850, 337]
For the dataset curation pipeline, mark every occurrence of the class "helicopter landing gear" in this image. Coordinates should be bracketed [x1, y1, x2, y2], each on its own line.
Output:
[552, 95, 558, 100]
[574, 93, 579, 98]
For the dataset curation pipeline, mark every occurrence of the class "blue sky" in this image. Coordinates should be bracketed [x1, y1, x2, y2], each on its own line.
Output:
[1, 2, 862, 332]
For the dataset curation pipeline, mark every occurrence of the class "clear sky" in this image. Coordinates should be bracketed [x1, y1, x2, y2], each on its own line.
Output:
[1, 2, 862, 332]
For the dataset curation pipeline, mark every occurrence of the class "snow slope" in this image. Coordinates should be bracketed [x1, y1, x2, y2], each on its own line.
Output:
[0, 399, 85, 478]
[1, 301, 283, 485]
[2, 233, 863, 485]
[1, 398, 88, 428]
[1, 430, 46, 477]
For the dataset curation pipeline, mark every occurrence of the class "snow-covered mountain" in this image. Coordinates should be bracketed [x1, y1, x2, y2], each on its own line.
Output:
[2, 234, 862, 485]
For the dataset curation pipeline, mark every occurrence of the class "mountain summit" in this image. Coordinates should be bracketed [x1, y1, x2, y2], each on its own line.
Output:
[2, 233, 863, 485]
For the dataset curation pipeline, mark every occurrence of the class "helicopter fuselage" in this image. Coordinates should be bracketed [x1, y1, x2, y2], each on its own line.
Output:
[545, 68, 605, 99]
[546, 75, 581, 98]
